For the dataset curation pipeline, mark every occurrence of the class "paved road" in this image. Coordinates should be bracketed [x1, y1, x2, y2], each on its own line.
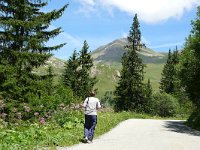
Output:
[57, 119, 200, 150]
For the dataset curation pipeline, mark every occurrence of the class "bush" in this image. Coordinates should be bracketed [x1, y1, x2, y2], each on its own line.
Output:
[0, 85, 77, 122]
[187, 108, 200, 130]
[173, 92, 194, 115]
[150, 92, 179, 117]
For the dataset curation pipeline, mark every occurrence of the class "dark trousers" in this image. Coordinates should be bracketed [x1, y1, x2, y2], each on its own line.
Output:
[84, 114, 97, 141]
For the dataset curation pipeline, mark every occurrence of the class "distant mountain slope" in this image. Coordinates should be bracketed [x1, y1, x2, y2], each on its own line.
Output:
[92, 38, 167, 64]
[33, 56, 65, 75]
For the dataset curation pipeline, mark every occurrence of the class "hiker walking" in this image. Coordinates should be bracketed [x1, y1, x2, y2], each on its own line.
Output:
[82, 91, 101, 143]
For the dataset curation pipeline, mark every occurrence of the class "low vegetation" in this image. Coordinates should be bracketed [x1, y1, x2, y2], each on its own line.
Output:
[0, 110, 186, 150]
[0, 110, 191, 150]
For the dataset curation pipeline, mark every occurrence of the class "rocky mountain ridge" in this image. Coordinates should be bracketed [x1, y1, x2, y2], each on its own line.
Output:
[92, 38, 167, 64]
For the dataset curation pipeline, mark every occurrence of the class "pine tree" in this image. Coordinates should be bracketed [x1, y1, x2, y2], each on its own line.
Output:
[178, 6, 200, 107]
[114, 14, 145, 112]
[160, 48, 179, 94]
[0, 0, 67, 101]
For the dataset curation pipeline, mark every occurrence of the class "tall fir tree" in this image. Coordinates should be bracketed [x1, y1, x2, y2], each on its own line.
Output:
[62, 41, 96, 99]
[160, 49, 174, 93]
[62, 50, 80, 97]
[114, 14, 145, 112]
[78, 40, 96, 99]
[178, 6, 200, 107]
[160, 48, 179, 94]
[0, 0, 67, 101]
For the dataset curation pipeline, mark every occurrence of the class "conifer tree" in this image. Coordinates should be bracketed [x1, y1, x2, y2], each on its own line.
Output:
[115, 14, 145, 112]
[78, 40, 96, 99]
[160, 48, 179, 94]
[62, 50, 80, 96]
[160, 49, 174, 93]
[62, 41, 96, 99]
[0, 0, 67, 100]
[178, 6, 200, 107]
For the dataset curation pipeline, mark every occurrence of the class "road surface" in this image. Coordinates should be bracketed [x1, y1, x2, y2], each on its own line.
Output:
[57, 119, 200, 150]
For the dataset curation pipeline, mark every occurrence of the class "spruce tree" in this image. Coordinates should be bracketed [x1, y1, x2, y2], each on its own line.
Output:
[160, 49, 174, 93]
[78, 40, 96, 99]
[115, 14, 145, 112]
[0, 0, 67, 101]
[160, 48, 179, 94]
[62, 50, 80, 96]
[62, 41, 96, 99]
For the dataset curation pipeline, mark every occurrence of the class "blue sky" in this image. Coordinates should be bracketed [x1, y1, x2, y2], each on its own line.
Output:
[45, 0, 200, 59]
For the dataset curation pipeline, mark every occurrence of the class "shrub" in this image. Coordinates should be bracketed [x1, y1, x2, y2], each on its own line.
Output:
[173, 92, 194, 117]
[0, 85, 77, 122]
[187, 108, 200, 130]
[150, 92, 179, 117]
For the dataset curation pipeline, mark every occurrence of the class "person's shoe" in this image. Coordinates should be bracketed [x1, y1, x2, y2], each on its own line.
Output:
[82, 137, 88, 143]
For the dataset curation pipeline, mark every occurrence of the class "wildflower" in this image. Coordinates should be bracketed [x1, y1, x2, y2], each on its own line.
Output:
[23, 105, 30, 112]
[34, 112, 39, 116]
[16, 112, 22, 120]
[39, 117, 46, 124]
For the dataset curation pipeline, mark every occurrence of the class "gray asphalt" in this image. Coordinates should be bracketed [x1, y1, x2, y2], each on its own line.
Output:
[57, 119, 200, 150]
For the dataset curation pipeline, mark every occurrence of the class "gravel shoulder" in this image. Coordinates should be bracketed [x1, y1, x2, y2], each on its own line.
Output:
[57, 119, 200, 150]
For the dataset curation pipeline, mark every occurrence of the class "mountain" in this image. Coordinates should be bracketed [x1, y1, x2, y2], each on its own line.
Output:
[92, 38, 167, 64]
[33, 56, 66, 75]
[33, 39, 167, 97]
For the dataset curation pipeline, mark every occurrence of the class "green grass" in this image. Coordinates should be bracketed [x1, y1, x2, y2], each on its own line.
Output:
[94, 63, 164, 98]
[1, 110, 179, 150]
[144, 63, 164, 91]
[94, 64, 119, 97]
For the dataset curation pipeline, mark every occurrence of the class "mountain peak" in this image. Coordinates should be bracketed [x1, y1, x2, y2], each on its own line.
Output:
[92, 38, 167, 64]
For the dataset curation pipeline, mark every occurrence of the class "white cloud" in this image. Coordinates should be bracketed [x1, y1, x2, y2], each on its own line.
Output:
[75, 0, 97, 15]
[77, 0, 200, 23]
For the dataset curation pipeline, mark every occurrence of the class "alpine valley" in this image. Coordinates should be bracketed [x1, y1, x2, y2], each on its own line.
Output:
[36, 38, 168, 97]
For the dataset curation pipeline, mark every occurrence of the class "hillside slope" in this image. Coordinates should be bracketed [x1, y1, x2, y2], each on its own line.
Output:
[92, 38, 167, 64]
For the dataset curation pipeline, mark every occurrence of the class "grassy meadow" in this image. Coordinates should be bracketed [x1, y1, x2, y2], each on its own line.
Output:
[94, 63, 164, 97]
[0, 110, 180, 150]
